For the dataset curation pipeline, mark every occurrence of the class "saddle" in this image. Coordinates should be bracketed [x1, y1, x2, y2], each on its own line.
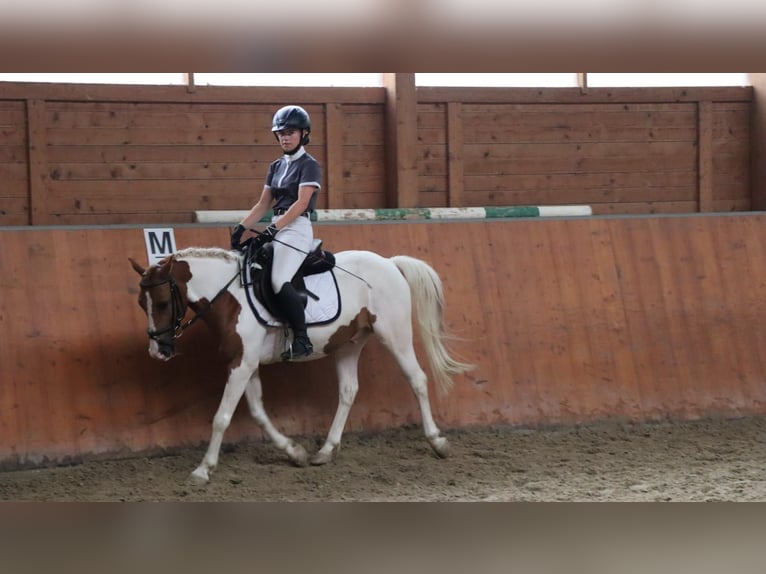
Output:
[241, 239, 338, 326]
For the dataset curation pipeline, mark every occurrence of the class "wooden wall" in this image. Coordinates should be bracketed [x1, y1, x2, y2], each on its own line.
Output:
[0, 82, 753, 226]
[1, 216, 766, 468]
[416, 87, 752, 214]
[0, 83, 388, 225]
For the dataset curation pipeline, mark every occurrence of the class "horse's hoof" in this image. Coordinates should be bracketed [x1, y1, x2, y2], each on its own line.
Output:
[188, 467, 210, 485]
[430, 436, 451, 458]
[310, 447, 335, 466]
[288, 442, 309, 467]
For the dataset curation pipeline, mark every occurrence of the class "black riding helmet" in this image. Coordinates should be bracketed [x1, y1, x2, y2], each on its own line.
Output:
[271, 105, 311, 147]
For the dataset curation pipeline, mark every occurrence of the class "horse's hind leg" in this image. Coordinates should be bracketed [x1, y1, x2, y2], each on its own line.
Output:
[380, 332, 451, 458]
[189, 365, 252, 485]
[242, 369, 308, 467]
[311, 338, 368, 465]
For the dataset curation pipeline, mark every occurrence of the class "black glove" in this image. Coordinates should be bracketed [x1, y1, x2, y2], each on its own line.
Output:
[230, 223, 246, 251]
[252, 223, 278, 250]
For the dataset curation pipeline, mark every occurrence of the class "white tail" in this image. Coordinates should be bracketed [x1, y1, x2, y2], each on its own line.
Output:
[391, 255, 474, 395]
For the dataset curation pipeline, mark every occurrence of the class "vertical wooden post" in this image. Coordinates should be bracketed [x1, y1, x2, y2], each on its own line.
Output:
[383, 73, 418, 207]
[185, 72, 196, 94]
[26, 99, 49, 225]
[698, 101, 714, 212]
[750, 73, 766, 210]
[324, 103, 344, 209]
[447, 101, 465, 207]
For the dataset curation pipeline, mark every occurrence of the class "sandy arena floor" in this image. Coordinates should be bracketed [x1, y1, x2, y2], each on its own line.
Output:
[1, 416, 764, 501]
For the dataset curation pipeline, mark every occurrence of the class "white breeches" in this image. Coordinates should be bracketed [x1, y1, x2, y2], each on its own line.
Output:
[270, 214, 313, 291]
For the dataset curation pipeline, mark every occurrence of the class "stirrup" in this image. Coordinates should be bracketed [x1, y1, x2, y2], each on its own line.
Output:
[281, 335, 313, 361]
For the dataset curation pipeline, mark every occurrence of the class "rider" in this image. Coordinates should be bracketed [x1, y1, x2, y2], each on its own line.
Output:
[230, 105, 321, 360]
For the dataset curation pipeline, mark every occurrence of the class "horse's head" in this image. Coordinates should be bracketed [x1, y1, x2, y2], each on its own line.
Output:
[129, 256, 190, 361]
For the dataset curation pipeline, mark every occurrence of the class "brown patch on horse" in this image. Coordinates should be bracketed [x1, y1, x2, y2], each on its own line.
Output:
[323, 307, 377, 354]
[193, 291, 244, 367]
[170, 259, 192, 284]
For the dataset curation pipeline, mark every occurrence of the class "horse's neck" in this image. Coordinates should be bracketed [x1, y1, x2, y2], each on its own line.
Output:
[180, 255, 239, 303]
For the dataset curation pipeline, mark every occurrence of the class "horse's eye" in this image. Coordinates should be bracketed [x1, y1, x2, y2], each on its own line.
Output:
[156, 301, 170, 312]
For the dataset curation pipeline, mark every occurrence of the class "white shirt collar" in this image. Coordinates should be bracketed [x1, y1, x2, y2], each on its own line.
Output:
[284, 147, 306, 162]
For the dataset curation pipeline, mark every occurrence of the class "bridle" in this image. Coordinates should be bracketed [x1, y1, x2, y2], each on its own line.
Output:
[141, 271, 239, 341]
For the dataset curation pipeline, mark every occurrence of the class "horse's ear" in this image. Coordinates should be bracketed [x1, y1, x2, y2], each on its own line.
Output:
[160, 257, 174, 274]
[128, 257, 146, 276]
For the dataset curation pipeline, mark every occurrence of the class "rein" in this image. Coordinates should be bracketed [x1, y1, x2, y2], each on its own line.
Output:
[143, 270, 239, 341]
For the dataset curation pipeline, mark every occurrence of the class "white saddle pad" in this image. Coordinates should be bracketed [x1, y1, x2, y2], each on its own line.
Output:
[251, 270, 341, 327]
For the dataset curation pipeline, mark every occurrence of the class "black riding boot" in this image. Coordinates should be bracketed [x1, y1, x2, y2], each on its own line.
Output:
[275, 282, 313, 360]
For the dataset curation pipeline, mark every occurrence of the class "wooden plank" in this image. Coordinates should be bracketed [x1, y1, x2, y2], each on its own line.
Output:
[339, 190, 387, 209]
[48, 161, 264, 180]
[43, 212, 197, 225]
[0, 145, 27, 162]
[461, 140, 697, 162]
[461, 184, 697, 205]
[748, 74, 766, 209]
[47, 179, 261, 205]
[418, 174, 448, 193]
[0, 103, 27, 226]
[324, 103, 344, 209]
[47, 107, 283, 129]
[465, 170, 697, 191]
[590, 202, 698, 215]
[48, 109, 278, 130]
[26, 100, 48, 225]
[696, 199, 750, 214]
[0, 101, 27, 112]
[0, 200, 29, 225]
[0, 82, 387, 104]
[45, 125, 324, 146]
[383, 73, 418, 207]
[0, 162, 29, 182]
[713, 106, 750, 140]
[461, 101, 696, 113]
[48, 144, 277, 163]
[460, 155, 695, 176]
[417, 86, 753, 104]
[339, 106, 385, 145]
[418, 191, 449, 207]
[428, 145, 698, 175]
[446, 102, 464, 207]
[464, 125, 697, 144]
[0, 125, 26, 145]
[698, 101, 714, 212]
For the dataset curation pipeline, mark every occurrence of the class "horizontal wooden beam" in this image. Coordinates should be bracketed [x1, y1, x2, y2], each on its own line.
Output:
[418, 86, 753, 104]
[0, 82, 386, 104]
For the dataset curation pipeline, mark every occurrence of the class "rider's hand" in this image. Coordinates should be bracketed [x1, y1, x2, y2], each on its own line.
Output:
[230, 223, 246, 251]
[252, 223, 278, 250]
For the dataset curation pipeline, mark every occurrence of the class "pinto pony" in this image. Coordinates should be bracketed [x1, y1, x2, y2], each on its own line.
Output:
[130, 247, 471, 485]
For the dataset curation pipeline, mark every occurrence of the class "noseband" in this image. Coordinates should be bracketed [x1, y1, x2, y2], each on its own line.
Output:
[141, 271, 239, 341]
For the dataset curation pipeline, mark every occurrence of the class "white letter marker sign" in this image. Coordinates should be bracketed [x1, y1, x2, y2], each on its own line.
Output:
[143, 228, 177, 266]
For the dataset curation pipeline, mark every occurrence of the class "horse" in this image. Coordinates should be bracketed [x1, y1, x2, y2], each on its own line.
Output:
[129, 245, 472, 485]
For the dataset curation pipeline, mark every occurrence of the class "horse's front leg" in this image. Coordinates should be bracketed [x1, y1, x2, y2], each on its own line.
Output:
[242, 369, 309, 466]
[189, 364, 252, 485]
